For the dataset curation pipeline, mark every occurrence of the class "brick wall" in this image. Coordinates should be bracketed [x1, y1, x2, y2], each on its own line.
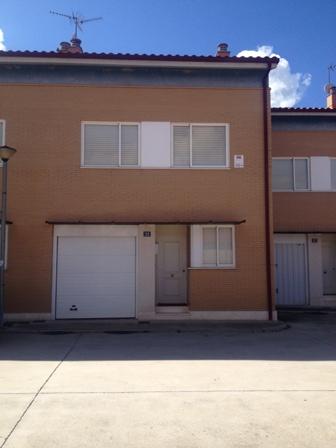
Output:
[0, 84, 270, 313]
[272, 130, 336, 232]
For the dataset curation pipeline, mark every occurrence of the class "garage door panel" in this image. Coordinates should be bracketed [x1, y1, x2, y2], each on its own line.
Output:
[57, 273, 135, 295]
[56, 297, 135, 319]
[58, 237, 135, 256]
[57, 256, 135, 275]
[56, 236, 136, 319]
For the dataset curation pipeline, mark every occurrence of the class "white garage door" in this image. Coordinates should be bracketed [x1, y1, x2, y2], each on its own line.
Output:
[56, 236, 136, 319]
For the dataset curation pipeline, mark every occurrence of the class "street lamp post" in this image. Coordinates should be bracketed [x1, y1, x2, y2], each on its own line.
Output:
[0, 145, 16, 325]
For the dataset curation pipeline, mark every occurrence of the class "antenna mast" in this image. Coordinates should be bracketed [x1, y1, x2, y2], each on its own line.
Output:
[328, 64, 336, 85]
[50, 10, 102, 39]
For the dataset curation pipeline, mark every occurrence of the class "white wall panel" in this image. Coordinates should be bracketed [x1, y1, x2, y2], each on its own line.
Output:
[141, 122, 171, 167]
[190, 225, 203, 267]
[311, 157, 331, 191]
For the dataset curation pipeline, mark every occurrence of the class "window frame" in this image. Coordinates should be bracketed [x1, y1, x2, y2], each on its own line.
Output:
[81, 121, 140, 168]
[331, 157, 336, 191]
[201, 224, 236, 268]
[0, 120, 6, 168]
[171, 123, 230, 169]
[272, 157, 310, 192]
[0, 120, 5, 146]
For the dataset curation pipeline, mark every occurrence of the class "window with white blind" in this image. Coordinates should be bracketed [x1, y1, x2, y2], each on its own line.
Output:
[202, 225, 235, 267]
[172, 124, 229, 168]
[272, 158, 310, 191]
[82, 122, 139, 167]
[331, 159, 336, 190]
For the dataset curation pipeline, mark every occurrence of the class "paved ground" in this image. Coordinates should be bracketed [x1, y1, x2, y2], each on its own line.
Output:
[1, 312, 336, 447]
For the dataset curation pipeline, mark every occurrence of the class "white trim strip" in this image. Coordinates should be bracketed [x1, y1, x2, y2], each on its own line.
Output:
[272, 112, 336, 117]
[0, 56, 275, 70]
[139, 310, 278, 321]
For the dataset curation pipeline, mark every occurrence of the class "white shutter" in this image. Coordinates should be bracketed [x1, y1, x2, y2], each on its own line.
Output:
[192, 126, 227, 167]
[84, 124, 119, 166]
[121, 125, 138, 166]
[331, 159, 336, 190]
[218, 227, 233, 265]
[173, 126, 190, 167]
[202, 227, 216, 265]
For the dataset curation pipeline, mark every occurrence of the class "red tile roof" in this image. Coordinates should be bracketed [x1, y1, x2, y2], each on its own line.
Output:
[272, 107, 336, 113]
[0, 50, 279, 65]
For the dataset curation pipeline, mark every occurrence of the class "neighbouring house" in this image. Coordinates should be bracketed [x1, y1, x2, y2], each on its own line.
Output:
[272, 97, 336, 308]
[0, 38, 334, 322]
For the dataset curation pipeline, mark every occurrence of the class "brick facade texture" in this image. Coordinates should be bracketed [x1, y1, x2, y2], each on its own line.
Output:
[272, 130, 336, 232]
[0, 84, 271, 313]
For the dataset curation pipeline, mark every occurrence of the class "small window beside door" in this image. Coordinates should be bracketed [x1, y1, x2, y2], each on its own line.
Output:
[272, 158, 310, 191]
[190, 225, 235, 268]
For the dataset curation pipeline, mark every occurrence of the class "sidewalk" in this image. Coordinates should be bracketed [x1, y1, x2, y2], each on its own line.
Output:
[1, 318, 288, 334]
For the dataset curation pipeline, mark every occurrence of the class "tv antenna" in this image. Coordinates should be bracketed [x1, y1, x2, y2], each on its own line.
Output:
[50, 10, 102, 39]
[327, 64, 336, 84]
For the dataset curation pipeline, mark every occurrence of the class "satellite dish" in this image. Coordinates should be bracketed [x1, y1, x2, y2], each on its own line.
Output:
[324, 83, 334, 95]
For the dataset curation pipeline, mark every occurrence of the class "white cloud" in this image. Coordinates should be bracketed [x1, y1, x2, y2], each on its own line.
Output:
[0, 29, 6, 51]
[237, 45, 312, 107]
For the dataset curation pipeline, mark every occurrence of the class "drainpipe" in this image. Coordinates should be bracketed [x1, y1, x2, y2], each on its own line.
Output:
[262, 62, 274, 321]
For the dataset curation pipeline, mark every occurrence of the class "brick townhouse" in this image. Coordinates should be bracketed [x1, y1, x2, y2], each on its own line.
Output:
[0, 38, 334, 322]
[272, 96, 336, 308]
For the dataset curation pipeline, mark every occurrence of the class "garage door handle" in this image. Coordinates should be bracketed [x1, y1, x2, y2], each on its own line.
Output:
[70, 305, 78, 311]
[323, 271, 327, 274]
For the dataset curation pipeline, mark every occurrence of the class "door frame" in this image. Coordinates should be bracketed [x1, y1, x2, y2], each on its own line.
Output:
[155, 224, 188, 306]
[274, 233, 310, 306]
[51, 224, 138, 319]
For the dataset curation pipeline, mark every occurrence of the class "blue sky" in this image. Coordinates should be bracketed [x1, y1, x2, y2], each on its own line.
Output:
[1, 0, 335, 107]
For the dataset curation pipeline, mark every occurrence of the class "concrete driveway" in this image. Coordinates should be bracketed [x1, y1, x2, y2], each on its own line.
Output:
[1, 313, 336, 447]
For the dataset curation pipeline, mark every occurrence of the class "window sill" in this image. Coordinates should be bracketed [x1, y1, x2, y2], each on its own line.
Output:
[188, 266, 236, 270]
[81, 165, 231, 170]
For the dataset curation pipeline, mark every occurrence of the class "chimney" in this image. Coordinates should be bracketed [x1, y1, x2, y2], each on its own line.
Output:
[57, 37, 83, 54]
[216, 43, 230, 58]
[58, 41, 71, 53]
[327, 85, 336, 109]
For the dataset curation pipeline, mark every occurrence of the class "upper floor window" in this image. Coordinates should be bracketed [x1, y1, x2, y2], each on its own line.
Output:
[272, 158, 310, 191]
[172, 124, 229, 168]
[82, 122, 139, 167]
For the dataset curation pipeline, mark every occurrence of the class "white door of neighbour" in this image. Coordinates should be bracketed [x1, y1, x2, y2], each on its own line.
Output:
[322, 235, 336, 295]
[275, 235, 308, 306]
[56, 236, 136, 318]
[156, 225, 187, 305]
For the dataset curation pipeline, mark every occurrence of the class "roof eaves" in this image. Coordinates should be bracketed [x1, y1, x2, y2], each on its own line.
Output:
[272, 107, 336, 116]
[0, 50, 279, 67]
